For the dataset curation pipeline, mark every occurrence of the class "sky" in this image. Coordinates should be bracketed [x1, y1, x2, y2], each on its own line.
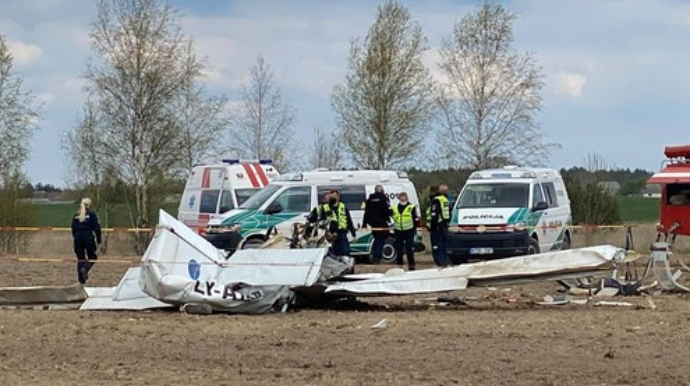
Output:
[2, 0, 690, 187]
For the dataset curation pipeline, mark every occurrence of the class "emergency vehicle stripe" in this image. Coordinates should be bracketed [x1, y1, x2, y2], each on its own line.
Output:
[241, 164, 260, 187]
[201, 168, 211, 188]
[253, 163, 269, 186]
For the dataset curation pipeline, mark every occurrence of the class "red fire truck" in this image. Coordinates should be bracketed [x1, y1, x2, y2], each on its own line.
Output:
[647, 144, 690, 242]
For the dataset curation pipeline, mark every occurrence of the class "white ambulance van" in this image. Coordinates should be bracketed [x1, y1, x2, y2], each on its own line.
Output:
[204, 169, 424, 262]
[447, 166, 572, 264]
[178, 159, 280, 231]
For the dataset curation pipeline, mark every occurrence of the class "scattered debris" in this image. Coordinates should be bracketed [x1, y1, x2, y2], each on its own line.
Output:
[594, 287, 619, 298]
[604, 348, 616, 359]
[594, 301, 634, 307]
[371, 319, 388, 330]
[643, 294, 657, 311]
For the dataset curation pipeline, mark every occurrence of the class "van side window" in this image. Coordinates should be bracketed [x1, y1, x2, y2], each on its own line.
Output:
[532, 184, 545, 207]
[542, 182, 558, 207]
[219, 190, 235, 213]
[272, 186, 311, 213]
[200, 190, 220, 214]
[317, 185, 366, 211]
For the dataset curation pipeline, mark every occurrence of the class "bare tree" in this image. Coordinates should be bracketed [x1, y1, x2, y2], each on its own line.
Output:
[65, 0, 221, 250]
[308, 126, 343, 170]
[331, 0, 436, 170]
[436, 1, 556, 170]
[231, 55, 296, 169]
[175, 86, 231, 174]
[0, 36, 40, 182]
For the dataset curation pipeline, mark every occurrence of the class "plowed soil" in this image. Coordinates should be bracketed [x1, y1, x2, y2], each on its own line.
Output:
[2, 254, 690, 386]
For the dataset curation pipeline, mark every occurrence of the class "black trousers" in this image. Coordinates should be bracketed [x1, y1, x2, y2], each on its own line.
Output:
[394, 229, 416, 268]
[74, 236, 98, 283]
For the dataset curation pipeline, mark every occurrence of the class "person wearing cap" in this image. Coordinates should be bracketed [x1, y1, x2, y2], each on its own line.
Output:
[71, 198, 102, 284]
[362, 184, 392, 264]
[391, 191, 420, 270]
[429, 184, 451, 266]
[321, 190, 357, 256]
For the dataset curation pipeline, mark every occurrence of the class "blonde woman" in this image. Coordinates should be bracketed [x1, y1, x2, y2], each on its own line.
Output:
[71, 198, 102, 284]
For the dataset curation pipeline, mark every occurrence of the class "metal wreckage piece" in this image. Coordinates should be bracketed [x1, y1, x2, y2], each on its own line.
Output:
[81, 210, 635, 315]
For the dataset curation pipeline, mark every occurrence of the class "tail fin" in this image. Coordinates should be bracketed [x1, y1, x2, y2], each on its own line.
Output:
[139, 210, 225, 300]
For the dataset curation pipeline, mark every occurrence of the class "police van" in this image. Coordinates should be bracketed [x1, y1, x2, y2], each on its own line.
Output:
[447, 166, 572, 264]
[204, 169, 423, 262]
[178, 159, 280, 231]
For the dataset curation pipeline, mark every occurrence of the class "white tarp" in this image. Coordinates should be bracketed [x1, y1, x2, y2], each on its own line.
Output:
[326, 245, 626, 296]
[138, 211, 344, 313]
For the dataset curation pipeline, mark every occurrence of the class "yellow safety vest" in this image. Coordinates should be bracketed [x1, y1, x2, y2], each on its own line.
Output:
[324, 202, 348, 230]
[392, 204, 416, 231]
[438, 195, 450, 220]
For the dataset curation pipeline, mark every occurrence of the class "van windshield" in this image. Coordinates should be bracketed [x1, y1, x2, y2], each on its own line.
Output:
[235, 188, 259, 206]
[456, 183, 529, 208]
[239, 184, 282, 210]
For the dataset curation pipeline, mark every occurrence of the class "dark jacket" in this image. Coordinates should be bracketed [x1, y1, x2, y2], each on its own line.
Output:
[362, 192, 392, 230]
[71, 210, 102, 244]
[429, 193, 449, 232]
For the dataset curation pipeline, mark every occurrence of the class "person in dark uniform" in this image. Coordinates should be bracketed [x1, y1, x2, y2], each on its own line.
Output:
[362, 184, 392, 264]
[71, 198, 102, 284]
[320, 190, 357, 256]
[429, 184, 451, 267]
[392, 192, 420, 271]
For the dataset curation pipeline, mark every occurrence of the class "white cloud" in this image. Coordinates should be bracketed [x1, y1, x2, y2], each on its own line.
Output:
[554, 71, 587, 98]
[7, 39, 43, 65]
[36, 93, 56, 106]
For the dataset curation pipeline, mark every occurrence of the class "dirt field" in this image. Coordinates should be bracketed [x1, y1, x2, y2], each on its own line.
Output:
[3, 253, 690, 386]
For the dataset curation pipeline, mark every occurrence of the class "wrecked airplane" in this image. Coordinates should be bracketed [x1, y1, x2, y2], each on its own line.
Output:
[76, 210, 635, 314]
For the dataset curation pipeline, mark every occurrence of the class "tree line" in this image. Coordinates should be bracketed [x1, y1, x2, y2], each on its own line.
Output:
[0, 0, 647, 246]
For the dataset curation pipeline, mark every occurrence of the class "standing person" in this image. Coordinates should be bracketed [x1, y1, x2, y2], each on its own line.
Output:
[392, 192, 420, 271]
[429, 184, 451, 267]
[321, 190, 357, 256]
[362, 184, 392, 264]
[71, 198, 102, 284]
[306, 192, 331, 237]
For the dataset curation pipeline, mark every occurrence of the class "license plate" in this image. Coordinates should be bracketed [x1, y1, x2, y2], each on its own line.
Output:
[470, 247, 494, 255]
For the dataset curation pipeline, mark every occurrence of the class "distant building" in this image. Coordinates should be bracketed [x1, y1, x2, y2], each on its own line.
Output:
[598, 181, 620, 195]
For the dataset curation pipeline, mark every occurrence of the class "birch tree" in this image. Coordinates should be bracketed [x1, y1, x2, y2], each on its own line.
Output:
[331, 0, 436, 170]
[308, 126, 343, 170]
[436, 1, 555, 169]
[230, 56, 295, 169]
[0, 36, 40, 183]
[175, 87, 231, 174]
[66, 0, 224, 250]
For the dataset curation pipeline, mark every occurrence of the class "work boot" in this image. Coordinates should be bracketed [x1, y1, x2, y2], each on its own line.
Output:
[79, 267, 88, 284]
[408, 265, 416, 271]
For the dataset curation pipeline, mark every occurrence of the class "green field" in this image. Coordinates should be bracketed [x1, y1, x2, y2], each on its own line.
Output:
[617, 196, 660, 224]
[32, 202, 179, 228]
[29, 196, 661, 227]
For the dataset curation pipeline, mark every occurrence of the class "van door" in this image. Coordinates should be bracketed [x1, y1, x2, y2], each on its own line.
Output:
[540, 181, 566, 250]
[263, 186, 313, 237]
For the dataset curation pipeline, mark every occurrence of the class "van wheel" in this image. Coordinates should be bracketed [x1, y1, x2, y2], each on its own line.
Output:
[381, 237, 397, 264]
[528, 238, 540, 254]
[561, 233, 571, 250]
[242, 238, 264, 249]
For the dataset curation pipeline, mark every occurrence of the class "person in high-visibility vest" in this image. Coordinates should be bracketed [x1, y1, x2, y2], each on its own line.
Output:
[306, 192, 331, 237]
[429, 184, 451, 267]
[391, 191, 420, 271]
[320, 190, 357, 256]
